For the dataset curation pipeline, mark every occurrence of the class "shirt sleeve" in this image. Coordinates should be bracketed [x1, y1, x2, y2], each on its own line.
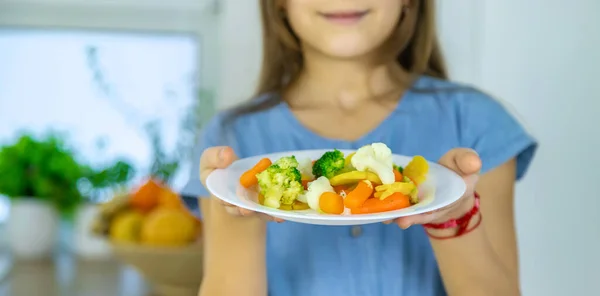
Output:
[460, 91, 538, 180]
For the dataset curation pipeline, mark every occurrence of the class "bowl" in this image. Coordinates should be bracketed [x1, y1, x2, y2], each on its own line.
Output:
[111, 242, 203, 296]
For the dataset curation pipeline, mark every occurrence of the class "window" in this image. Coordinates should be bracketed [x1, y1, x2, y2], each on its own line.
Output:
[0, 29, 206, 222]
[0, 2, 218, 223]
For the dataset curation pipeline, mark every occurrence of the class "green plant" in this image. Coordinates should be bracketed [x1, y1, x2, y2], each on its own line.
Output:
[0, 133, 136, 218]
[85, 46, 217, 185]
[0, 133, 85, 217]
[178, 88, 216, 162]
[145, 121, 179, 185]
[144, 88, 216, 186]
[85, 160, 135, 190]
[81, 160, 136, 203]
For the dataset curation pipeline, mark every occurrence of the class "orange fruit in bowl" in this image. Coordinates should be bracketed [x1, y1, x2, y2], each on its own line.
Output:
[129, 178, 163, 212]
[158, 186, 184, 209]
[140, 207, 198, 247]
[157, 186, 201, 226]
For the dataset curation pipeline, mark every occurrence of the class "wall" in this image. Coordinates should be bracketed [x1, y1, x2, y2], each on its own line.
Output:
[436, 0, 484, 85]
[217, 0, 262, 108]
[479, 1, 600, 295]
[216, 0, 600, 294]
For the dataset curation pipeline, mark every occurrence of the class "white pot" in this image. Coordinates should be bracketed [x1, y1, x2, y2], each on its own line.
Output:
[8, 199, 59, 259]
[72, 203, 111, 260]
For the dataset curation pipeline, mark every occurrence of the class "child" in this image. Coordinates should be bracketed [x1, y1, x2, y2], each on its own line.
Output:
[183, 1, 537, 295]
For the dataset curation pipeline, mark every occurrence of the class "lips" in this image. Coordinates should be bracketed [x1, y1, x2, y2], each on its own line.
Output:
[319, 10, 370, 24]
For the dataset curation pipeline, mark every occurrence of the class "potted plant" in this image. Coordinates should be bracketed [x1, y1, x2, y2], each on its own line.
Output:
[0, 133, 87, 259]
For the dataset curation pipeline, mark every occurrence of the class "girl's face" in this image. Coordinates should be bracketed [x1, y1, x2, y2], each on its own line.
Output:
[284, 0, 405, 59]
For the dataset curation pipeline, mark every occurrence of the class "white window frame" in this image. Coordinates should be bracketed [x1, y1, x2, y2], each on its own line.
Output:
[0, 0, 220, 91]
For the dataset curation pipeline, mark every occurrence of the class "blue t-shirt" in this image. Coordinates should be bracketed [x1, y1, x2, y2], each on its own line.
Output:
[181, 76, 537, 296]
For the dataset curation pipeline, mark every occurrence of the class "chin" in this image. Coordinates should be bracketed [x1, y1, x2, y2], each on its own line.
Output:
[313, 35, 381, 60]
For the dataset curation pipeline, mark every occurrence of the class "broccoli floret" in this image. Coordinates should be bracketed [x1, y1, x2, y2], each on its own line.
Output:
[312, 149, 345, 179]
[393, 164, 404, 174]
[256, 163, 303, 209]
[274, 156, 299, 169]
[285, 166, 302, 182]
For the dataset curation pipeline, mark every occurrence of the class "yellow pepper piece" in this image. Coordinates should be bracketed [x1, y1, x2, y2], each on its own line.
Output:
[301, 174, 313, 181]
[374, 182, 417, 200]
[279, 200, 310, 211]
[403, 155, 429, 185]
[344, 152, 356, 167]
[329, 171, 381, 186]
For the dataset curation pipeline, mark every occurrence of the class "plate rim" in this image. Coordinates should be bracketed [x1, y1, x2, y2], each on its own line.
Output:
[205, 149, 466, 222]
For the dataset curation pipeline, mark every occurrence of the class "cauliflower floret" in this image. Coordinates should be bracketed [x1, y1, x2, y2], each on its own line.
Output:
[297, 176, 334, 211]
[297, 157, 315, 179]
[351, 142, 395, 185]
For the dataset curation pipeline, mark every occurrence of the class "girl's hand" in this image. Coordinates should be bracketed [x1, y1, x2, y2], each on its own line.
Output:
[386, 148, 482, 229]
[200, 146, 284, 222]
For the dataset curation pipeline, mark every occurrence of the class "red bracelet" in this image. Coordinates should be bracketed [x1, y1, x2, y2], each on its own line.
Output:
[423, 192, 481, 239]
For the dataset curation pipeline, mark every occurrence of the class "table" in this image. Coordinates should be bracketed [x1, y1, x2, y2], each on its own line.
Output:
[0, 223, 153, 296]
[0, 250, 153, 296]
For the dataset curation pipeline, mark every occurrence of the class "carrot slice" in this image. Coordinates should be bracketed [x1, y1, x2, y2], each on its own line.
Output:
[393, 169, 403, 182]
[240, 158, 272, 188]
[302, 179, 312, 190]
[253, 158, 273, 173]
[332, 185, 349, 194]
[344, 180, 374, 209]
[350, 193, 411, 214]
[319, 192, 344, 215]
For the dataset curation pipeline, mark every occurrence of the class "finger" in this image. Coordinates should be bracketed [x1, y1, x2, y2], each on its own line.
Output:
[438, 148, 482, 177]
[248, 212, 285, 223]
[396, 211, 444, 228]
[463, 174, 479, 197]
[224, 205, 243, 216]
[258, 214, 285, 223]
[219, 200, 235, 207]
[232, 206, 285, 223]
[395, 217, 413, 229]
[200, 146, 238, 185]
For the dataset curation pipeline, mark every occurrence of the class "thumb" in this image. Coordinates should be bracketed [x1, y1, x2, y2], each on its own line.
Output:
[216, 146, 237, 168]
[200, 146, 237, 186]
[438, 148, 482, 177]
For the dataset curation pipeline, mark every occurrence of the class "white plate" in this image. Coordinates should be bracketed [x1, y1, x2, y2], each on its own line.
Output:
[206, 149, 466, 226]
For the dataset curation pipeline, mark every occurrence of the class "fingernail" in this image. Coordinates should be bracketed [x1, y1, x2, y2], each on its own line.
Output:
[466, 148, 479, 156]
[218, 148, 225, 161]
[224, 207, 238, 216]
